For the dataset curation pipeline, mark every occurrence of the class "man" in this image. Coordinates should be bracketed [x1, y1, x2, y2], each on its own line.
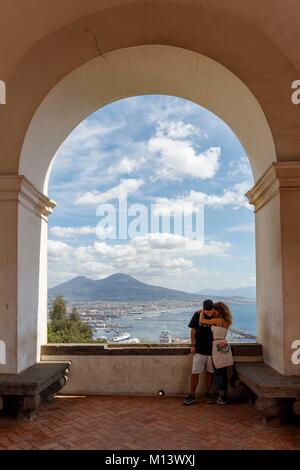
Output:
[183, 299, 214, 405]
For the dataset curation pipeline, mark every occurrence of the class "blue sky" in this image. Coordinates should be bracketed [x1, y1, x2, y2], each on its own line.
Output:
[48, 95, 255, 293]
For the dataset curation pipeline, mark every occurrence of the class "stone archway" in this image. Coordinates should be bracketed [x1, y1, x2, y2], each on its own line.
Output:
[17, 45, 276, 375]
[15, 46, 277, 374]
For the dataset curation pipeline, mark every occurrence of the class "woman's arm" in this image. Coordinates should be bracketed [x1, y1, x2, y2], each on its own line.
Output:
[200, 317, 224, 326]
[200, 309, 215, 324]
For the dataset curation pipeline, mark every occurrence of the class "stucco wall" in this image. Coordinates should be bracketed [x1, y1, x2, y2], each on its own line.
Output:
[0, 197, 18, 373]
[281, 188, 300, 374]
[255, 193, 284, 372]
[41, 351, 262, 396]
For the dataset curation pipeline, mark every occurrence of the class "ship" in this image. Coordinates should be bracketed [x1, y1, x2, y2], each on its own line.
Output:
[111, 332, 131, 343]
[159, 330, 172, 344]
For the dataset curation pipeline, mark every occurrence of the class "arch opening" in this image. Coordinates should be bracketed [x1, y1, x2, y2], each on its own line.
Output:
[46, 94, 257, 345]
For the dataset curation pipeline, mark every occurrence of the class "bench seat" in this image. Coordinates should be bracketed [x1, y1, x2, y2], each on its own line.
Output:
[234, 363, 300, 398]
[233, 363, 300, 422]
[0, 361, 70, 419]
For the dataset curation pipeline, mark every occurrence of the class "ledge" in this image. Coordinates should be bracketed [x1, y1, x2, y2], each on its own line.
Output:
[246, 162, 300, 212]
[0, 175, 56, 220]
[41, 343, 262, 357]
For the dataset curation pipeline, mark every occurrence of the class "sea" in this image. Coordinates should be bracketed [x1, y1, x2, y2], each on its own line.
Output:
[94, 302, 257, 343]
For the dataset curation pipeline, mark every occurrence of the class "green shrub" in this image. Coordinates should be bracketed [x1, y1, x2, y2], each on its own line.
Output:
[48, 296, 106, 344]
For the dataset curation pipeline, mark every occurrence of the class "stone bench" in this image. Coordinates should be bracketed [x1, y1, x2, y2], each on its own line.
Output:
[232, 363, 300, 423]
[0, 361, 70, 419]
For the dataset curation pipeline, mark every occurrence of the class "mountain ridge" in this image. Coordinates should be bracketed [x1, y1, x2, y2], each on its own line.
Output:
[198, 285, 256, 299]
[48, 273, 203, 301]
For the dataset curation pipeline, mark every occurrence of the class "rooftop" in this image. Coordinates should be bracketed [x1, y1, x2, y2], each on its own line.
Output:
[0, 395, 300, 450]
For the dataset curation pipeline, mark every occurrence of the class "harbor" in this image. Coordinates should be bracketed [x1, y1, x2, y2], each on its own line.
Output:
[91, 302, 257, 344]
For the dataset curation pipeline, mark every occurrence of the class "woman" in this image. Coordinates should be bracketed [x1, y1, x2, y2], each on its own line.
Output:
[200, 302, 233, 405]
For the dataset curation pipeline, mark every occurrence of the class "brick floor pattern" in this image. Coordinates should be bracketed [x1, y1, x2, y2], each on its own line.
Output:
[0, 395, 300, 450]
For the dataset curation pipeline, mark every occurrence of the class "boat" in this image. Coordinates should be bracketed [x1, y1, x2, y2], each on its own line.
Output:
[159, 330, 172, 344]
[111, 332, 131, 343]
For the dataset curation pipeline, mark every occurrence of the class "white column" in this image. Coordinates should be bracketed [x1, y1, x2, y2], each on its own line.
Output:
[247, 162, 300, 375]
[0, 176, 55, 374]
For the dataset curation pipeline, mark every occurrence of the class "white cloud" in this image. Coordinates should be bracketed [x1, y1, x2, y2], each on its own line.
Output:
[228, 222, 255, 233]
[48, 233, 231, 288]
[75, 178, 144, 205]
[147, 120, 220, 181]
[148, 136, 220, 181]
[153, 181, 253, 214]
[60, 119, 124, 154]
[48, 240, 72, 262]
[228, 156, 253, 179]
[50, 226, 97, 238]
[132, 233, 230, 256]
[147, 99, 193, 120]
[52, 119, 124, 174]
[156, 120, 207, 139]
[108, 156, 146, 176]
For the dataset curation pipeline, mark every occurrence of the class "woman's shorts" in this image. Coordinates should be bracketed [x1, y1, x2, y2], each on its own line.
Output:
[192, 353, 214, 374]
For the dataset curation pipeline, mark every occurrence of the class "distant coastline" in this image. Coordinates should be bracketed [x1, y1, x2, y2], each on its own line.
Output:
[48, 272, 256, 303]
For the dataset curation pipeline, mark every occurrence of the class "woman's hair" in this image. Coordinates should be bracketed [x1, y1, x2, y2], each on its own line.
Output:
[214, 302, 233, 326]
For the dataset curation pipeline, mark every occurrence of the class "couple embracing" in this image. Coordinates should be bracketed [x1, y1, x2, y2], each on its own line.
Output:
[184, 299, 233, 406]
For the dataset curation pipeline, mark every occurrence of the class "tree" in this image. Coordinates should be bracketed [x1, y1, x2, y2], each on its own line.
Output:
[50, 296, 66, 322]
[69, 307, 80, 322]
[48, 296, 104, 343]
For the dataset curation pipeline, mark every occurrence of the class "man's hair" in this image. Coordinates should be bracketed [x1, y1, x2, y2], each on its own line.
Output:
[203, 299, 214, 311]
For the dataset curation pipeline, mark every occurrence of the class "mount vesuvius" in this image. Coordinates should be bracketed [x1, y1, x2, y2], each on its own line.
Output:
[48, 273, 202, 302]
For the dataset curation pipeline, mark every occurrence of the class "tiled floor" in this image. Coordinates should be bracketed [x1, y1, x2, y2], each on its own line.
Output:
[0, 395, 299, 450]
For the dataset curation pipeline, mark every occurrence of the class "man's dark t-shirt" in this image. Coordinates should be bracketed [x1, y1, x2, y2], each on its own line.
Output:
[188, 311, 213, 355]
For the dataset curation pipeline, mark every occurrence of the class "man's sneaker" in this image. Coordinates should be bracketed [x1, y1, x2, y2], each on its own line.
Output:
[183, 394, 196, 405]
[215, 395, 227, 405]
[203, 393, 215, 404]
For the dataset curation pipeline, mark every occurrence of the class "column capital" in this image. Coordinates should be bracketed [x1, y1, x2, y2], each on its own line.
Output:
[246, 162, 300, 212]
[0, 175, 56, 220]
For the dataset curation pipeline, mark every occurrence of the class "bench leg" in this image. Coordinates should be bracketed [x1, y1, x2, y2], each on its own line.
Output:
[17, 395, 42, 420]
[255, 397, 294, 423]
[230, 374, 257, 405]
[41, 376, 69, 403]
[293, 398, 300, 417]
